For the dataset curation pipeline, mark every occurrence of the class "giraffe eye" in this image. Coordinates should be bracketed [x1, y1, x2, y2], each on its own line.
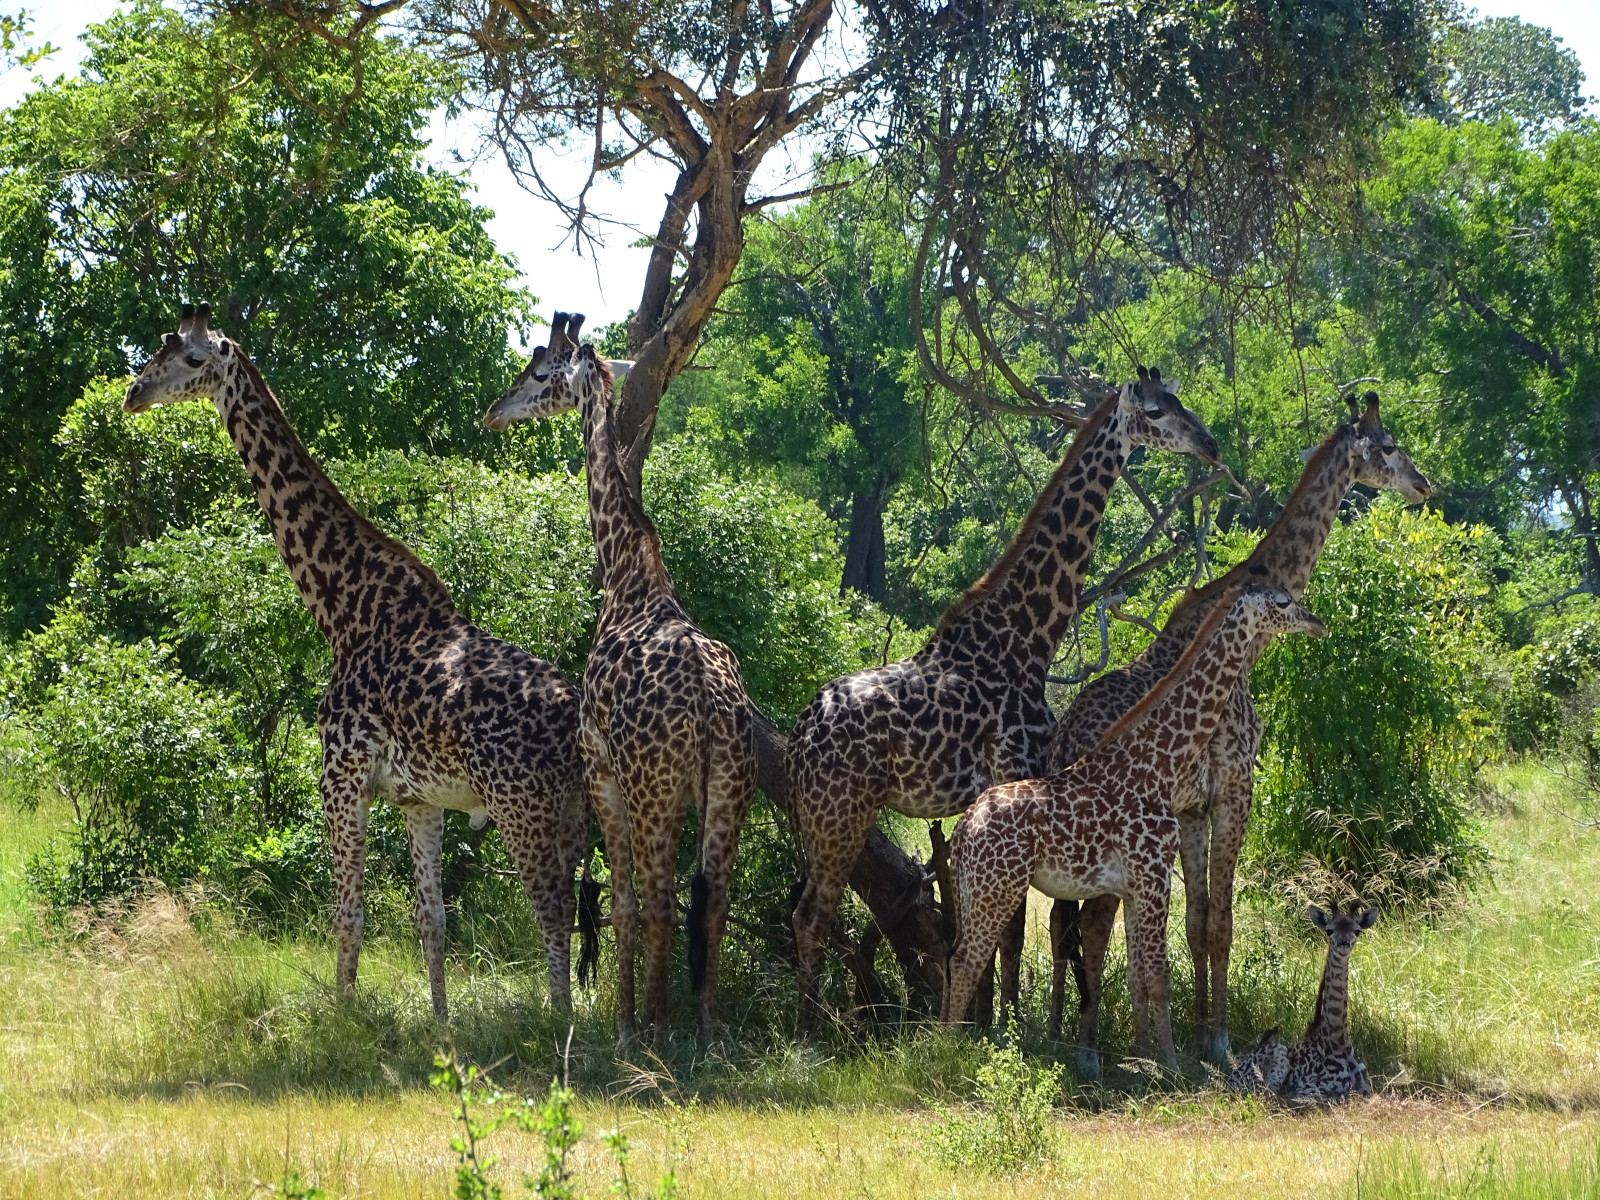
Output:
[183, 355, 205, 368]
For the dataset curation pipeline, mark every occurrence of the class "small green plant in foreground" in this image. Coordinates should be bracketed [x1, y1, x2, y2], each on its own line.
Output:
[919, 1021, 1065, 1174]
[431, 1046, 686, 1198]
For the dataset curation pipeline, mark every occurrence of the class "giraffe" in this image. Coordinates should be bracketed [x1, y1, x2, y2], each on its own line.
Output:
[1227, 903, 1378, 1100]
[786, 368, 1220, 1034]
[123, 304, 589, 1021]
[1034, 393, 1431, 1061]
[942, 584, 1327, 1069]
[483, 314, 756, 1045]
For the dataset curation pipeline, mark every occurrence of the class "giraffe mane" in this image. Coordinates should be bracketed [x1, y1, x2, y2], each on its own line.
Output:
[588, 356, 672, 585]
[1092, 584, 1244, 749]
[1166, 422, 1355, 620]
[933, 392, 1118, 637]
[230, 347, 454, 603]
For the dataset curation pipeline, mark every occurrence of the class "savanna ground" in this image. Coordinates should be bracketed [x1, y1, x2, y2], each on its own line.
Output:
[3, 760, 1600, 1199]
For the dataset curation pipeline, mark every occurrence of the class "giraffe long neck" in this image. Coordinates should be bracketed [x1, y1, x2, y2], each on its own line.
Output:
[1305, 942, 1354, 1048]
[581, 384, 672, 611]
[931, 394, 1130, 674]
[214, 348, 455, 658]
[1137, 426, 1362, 675]
[1102, 601, 1262, 783]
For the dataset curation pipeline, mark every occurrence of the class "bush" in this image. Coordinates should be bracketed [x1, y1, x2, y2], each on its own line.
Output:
[1248, 500, 1496, 908]
[920, 1023, 1064, 1174]
[9, 627, 241, 906]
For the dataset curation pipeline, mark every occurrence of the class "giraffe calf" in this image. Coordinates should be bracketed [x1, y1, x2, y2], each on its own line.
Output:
[1227, 903, 1378, 1101]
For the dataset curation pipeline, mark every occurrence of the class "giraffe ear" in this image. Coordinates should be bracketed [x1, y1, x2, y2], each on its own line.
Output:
[1307, 905, 1331, 933]
[1358, 906, 1379, 930]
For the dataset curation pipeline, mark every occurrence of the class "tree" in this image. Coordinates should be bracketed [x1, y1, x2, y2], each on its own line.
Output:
[1347, 117, 1600, 593]
[1435, 15, 1588, 135]
[0, 1, 533, 633]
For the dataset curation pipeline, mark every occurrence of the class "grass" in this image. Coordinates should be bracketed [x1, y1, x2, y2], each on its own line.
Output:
[1, 760, 1599, 1196]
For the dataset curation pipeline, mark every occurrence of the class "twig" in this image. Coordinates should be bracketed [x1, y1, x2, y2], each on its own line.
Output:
[1047, 591, 1126, 685]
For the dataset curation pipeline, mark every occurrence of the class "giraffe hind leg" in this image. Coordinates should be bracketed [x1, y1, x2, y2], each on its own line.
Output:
[400, 803, 449, 1022]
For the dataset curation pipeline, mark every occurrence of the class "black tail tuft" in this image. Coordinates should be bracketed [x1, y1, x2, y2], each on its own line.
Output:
[1254, 1026, 1281, 1050]
[576, 869, 603, 990]
[688, 871, 710, 993]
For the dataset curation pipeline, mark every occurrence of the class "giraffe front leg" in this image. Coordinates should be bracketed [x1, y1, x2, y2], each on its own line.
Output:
[1075, 893, 1118, 1075]
[943, 875, 1028, 1029]
[319, 756, 373, 1004]
[1128, 877, 1177, 1072]
[1207, 768, 1253, 1064]
[401, 804, 449, 1022]
[1176, 807, 1211, 1050]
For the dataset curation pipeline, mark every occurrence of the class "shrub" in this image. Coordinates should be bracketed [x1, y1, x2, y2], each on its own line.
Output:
[1248, 500, 1496, 908]
[10, 628, 241, 906]
[920, 1023, 1064, 1174]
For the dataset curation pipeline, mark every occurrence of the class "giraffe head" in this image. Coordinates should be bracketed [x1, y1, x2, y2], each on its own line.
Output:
[1120, 367, 1221, 464]
[123, 303, 231, 412]
[1309, 901, 1379, 947]
[1240, 582, 1329, 640]
[482, 311, 587, 430]
[1345, 391, 1432, 503]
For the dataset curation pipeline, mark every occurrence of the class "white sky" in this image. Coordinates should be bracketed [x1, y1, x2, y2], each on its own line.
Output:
[5, 0, 1597, 334]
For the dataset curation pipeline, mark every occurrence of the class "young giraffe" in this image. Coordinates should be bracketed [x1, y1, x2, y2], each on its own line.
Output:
[484, 316, 756, 1045]
[1033, 394, 1431, 1061]
[786, 369, 1220, 1034]
[1227, 903, 1378, 1100]
[124, 304, 588, 1021]
[943, 584, 1327, 1069]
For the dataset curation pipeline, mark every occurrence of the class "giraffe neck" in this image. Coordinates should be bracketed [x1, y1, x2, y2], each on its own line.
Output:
[1101, 601, 1261, 782]
[212, 347, 455, 658]
[1138, 425, 1362, 674]
[1305, 942, 1354, 1048]
[930, 394, 1130, 674]
[580, 383, 672, 610]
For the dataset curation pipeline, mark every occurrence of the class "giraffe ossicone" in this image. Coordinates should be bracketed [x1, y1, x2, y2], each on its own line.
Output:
[124, 303, 590, 1023]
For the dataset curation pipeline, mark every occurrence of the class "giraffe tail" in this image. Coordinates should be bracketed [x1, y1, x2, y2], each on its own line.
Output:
[687, 644, 716, 995]
[576, 860, 603, 990]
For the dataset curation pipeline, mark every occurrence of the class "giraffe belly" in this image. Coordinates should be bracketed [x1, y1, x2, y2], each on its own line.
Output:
[1031, 860, 1127, 901]
[372, 757, 488, 825]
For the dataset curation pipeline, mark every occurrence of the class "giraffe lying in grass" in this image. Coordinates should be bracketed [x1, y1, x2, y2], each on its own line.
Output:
[1228, 903, 1378, 1100]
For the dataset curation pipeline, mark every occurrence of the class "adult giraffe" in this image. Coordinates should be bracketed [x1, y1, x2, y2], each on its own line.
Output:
[484, 315, 756, 1045]
[1041, 393, 1431, 1061]
[786, 369, 1221, 1034]
[124, 304, 589, 1021]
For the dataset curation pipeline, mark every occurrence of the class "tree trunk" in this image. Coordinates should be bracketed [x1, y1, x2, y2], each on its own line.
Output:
[840, 480, 888, 601]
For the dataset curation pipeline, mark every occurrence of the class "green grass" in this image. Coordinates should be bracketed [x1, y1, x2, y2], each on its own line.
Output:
[1, 761, 1599, 1196]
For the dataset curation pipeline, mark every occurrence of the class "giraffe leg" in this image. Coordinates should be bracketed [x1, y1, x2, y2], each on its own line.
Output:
[695, 716, 754, 1042]
[792, 800, 880, 1038]
[401, 804, 449, 1022]
[1207, 768, 1253, 1063]
[319, 757, 373, 1004]
[587, 750, 638, 1047]
[638, 819, 678, 1046]
[1128, 877, 1177, 1071]
[1176, 807, 1211, 1050]
[488, 776, 583, 1013]
[943, 875, 1029, 1029]
[1047, 898, 1080, 1041]
[995, 897, 1027, 1025]
[1075, 893, 1118, 1075]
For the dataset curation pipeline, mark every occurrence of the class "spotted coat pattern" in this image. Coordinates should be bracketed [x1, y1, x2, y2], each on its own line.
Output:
[123, 306, 588, 1022]
[486, 318, 756, 1045]
[784, 379, 1220, 1033]
[943, 585, 1327, 1070]
[1227, 904, 1377, 1100]
[1034, 396, 1432, 1061]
